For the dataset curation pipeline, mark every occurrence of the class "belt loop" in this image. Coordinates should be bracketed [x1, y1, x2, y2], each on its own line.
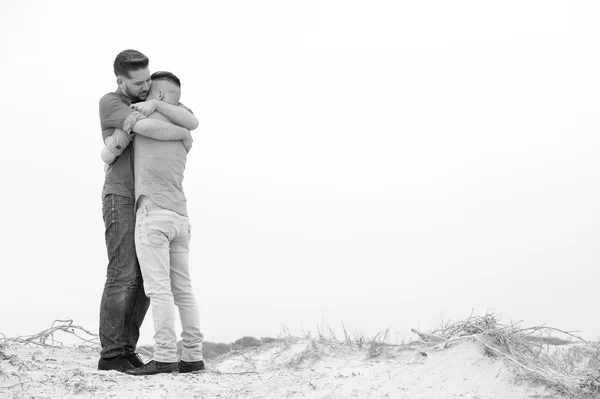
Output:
[144, 206, 148, 216]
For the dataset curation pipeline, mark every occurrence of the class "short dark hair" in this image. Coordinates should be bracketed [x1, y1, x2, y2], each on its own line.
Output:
[151, 71, 181, 88]
[113, 49, 149, 77]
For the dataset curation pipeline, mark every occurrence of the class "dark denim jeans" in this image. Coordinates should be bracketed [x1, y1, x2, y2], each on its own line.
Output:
[100, 194, 150, 359]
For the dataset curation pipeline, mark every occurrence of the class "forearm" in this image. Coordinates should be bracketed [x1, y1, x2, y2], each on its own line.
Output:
[101, 146, 118, 165]
[155, 101, 199, 130]
[101, 134, 127, 164]
[132, 117, 191, 141]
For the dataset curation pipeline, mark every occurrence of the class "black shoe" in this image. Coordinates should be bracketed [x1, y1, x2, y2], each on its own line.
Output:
[178, 360, 205, 373]
[125, 353, 144, 368]
[98, 355, 134, 372]
[125, 360, 179, 376]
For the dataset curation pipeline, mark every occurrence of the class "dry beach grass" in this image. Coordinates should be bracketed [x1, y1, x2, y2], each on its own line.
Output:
[410, 312, 600, 398]
[0, 313, 598, 398]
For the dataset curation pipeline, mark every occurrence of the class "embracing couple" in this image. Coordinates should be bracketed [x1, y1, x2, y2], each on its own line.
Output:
[97, 49, 204, 376]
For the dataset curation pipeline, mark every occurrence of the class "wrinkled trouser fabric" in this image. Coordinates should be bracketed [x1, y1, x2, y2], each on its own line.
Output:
[100, 194, 150, 359]
[135, 203, 204, 363]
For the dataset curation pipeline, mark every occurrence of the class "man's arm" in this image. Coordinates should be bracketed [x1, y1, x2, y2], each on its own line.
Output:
[132, 118, 191, 141]
[148, 112, 193, 151]
[100, 93, 190, 142]
[131, 100, 199, 130]
[101, 136, 119, 165]
[157, 101, 198, 130]
[101, 129, 131, 165]
[182, 136, 193, 152]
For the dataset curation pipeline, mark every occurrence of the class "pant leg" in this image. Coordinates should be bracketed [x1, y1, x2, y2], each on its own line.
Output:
[99, 194, 150, 359]
[135, 205, 179, 363]
[170, 216, 204, 362]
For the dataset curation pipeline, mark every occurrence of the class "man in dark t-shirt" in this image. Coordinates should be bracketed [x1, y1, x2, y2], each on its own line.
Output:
[97, 49, 198, 373]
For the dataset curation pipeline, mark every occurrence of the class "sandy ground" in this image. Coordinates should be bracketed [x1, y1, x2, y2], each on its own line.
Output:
[0, 338, 565, 399]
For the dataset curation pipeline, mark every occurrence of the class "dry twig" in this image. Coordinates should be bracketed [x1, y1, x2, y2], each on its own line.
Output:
[0, 319, 99, 348]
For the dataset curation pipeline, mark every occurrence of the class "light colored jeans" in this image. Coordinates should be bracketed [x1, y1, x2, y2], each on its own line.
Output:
[135, 202, 203, 363]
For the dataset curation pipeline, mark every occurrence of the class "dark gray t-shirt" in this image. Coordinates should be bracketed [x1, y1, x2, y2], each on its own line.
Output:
[98, 89, 146, 200]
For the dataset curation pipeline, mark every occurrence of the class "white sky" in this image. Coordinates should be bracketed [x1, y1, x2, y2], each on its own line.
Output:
[1, 0, 599, 344]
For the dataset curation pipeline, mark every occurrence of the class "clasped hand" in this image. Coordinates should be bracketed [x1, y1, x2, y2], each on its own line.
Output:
[130, 99, 158, 116]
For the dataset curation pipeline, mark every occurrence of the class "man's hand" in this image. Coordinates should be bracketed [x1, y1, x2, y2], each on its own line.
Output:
[131, 99, 158, 117]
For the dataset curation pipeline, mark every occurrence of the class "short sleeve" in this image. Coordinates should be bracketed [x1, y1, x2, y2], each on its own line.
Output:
[122, 111, 146, 135]
[99, 94, 149, 141]
[100, 94, 134, 128]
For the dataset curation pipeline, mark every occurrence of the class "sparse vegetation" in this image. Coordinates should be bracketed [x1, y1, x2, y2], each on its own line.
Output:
[138, 334, 275, 361]
[1, 314, 599, 398]
[368, 328, 392, 358]
[411, 311, 600, 398]
[212, 321, 414, 372]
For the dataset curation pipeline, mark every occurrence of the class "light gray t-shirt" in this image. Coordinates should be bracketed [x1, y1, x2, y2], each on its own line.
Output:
[133, 134, 190, 216]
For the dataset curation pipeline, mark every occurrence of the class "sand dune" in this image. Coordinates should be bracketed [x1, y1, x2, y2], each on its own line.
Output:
[0, 335, 574, 399]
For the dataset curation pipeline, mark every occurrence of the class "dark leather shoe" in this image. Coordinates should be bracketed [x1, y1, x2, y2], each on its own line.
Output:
[98, 356, 134, 372]
[125, 360, 179, 376]
[178, 360, 205, 373]
[125, 353, 144, 368]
